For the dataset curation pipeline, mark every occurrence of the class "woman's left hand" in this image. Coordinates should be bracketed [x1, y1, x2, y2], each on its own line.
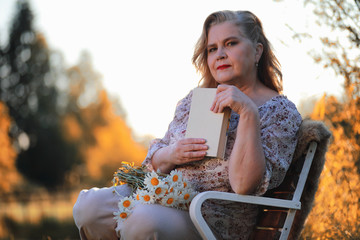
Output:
[210, 84, 257, 114]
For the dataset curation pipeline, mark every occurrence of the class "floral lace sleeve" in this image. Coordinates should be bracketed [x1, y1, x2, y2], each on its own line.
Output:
[255, 98, 302, 195]
[142, 90, 193, 171]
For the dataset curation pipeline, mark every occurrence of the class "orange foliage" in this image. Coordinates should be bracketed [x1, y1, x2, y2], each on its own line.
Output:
[301, 95, 360, 238]
[62, 89, 147, 183]
[0, 102, 22, 194]
[61, 53, 148, 185]
[311, 94, 326, 120]
[84, 91, 147, 180]
[62, 114, 82, 141]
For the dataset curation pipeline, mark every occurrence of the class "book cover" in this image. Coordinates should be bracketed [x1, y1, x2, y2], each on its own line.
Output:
[185, 88, 231, 159]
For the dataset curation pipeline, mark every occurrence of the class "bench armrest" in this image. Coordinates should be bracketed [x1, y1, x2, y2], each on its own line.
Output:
[189, 191, 301, 240]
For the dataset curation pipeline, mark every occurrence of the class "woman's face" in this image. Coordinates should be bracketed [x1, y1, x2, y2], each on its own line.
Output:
[206, 21, 261, 86]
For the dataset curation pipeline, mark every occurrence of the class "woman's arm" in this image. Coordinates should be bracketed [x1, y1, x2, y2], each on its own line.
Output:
[211, 85, 266, 194]
[228, 107, 265, 194]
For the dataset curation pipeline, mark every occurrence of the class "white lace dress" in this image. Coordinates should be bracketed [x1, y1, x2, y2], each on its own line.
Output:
[142, 89, 302, 239]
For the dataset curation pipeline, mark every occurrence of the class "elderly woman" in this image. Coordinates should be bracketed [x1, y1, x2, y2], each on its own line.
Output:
[73, 10, 302, 240]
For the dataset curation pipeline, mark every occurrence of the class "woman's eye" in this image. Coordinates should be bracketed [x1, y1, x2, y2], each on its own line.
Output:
[227, 41, 237, 47]
[208, 47, 217, 53]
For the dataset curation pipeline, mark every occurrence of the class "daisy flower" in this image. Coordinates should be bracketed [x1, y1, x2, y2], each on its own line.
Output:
[153, 185, 167, 200]
[161, 192, 178, 208]
[167, 170, 183, 186]
[144, 171, 162, 190]
[118, 196, 136, 210]
[178, 189, 198, 204]
[165, 184, 175, 195]
[136, 189, 156, 204]
[113, 164, 200, 221]
[133, 189, 142, 201]
[113, 208, 131, 223]
[181, 179, 191, 189]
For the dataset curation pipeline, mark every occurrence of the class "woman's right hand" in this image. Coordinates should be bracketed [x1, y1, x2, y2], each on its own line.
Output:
[169, 138, 208, 165]
[151, 138, 208, 173]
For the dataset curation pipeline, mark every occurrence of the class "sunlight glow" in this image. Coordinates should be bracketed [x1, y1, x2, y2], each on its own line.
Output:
[0, 0, 343, 138]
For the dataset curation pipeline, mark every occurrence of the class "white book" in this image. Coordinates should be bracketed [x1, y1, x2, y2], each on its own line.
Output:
[185, 88, 231, 159]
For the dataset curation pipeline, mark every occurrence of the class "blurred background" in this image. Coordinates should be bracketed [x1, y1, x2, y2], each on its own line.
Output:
[0, 0, 359, 239]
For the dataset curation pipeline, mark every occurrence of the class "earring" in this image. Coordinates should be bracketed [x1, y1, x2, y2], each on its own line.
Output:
[256, 62, 259, 67]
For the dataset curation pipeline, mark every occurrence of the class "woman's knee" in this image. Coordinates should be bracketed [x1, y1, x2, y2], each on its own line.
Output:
[73, 186, 131, 229]
[73, 188, 98, 228]
[73, 187, 125, 240]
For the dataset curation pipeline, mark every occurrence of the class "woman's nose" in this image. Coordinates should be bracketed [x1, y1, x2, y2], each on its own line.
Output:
[216, 47, 227, 60]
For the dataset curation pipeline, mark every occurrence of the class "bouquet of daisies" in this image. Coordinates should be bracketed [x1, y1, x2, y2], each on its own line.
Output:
[112, 162, 198, 223]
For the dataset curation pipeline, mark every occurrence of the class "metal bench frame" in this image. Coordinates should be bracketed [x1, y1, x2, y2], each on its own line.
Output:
[189, 142, 318, 240]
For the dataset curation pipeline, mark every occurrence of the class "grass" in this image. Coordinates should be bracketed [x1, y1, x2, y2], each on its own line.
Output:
[1, 216, 79, 240]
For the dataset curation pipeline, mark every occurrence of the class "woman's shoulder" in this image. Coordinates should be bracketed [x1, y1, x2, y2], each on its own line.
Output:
[259, 95, 297, 111]
[172, 88, 196, 120]
[258, 95, 302, 124]
[175, 88, 194, 108]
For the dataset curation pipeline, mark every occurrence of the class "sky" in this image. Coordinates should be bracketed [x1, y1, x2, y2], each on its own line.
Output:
[0, 0, 343, 138]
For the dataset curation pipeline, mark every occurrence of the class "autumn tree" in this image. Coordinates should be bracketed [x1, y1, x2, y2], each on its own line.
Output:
[0, 102, 22, 194]
[82, 90, 147, 185]
[287, 0, 360, 238]
[62, 52, 147, 186]
[0, 0, 80, 189]
[1, 0, 147, 190]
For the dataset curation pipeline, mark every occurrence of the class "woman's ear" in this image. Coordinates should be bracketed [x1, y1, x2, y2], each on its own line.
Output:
[255, 43, 263, 63]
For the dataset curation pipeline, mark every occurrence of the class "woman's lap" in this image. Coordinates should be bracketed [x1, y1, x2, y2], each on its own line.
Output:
[73, 185, 201, 240]
[119, 203, 201, 240]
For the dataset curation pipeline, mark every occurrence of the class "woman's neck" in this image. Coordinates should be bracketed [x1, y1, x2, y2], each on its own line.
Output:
[237, 79, 279, 107]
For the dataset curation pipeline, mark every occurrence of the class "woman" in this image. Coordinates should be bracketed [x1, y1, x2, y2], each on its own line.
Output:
[73, 10, 302, 239]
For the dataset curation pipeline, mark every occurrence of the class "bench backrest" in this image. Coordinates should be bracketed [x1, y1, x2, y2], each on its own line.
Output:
[251, 119, 331, 240]
[250, 141, 317, 239]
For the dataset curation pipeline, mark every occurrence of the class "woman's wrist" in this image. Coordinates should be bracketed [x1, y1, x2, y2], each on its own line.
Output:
[151, 146, 176, 173]
[157, 162, 176, 174]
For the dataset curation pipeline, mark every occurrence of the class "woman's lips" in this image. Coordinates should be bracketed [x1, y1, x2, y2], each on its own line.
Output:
[217, 65, 231, 70]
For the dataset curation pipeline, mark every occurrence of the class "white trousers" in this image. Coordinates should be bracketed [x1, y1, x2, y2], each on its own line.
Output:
[73, 185, 201, 240]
